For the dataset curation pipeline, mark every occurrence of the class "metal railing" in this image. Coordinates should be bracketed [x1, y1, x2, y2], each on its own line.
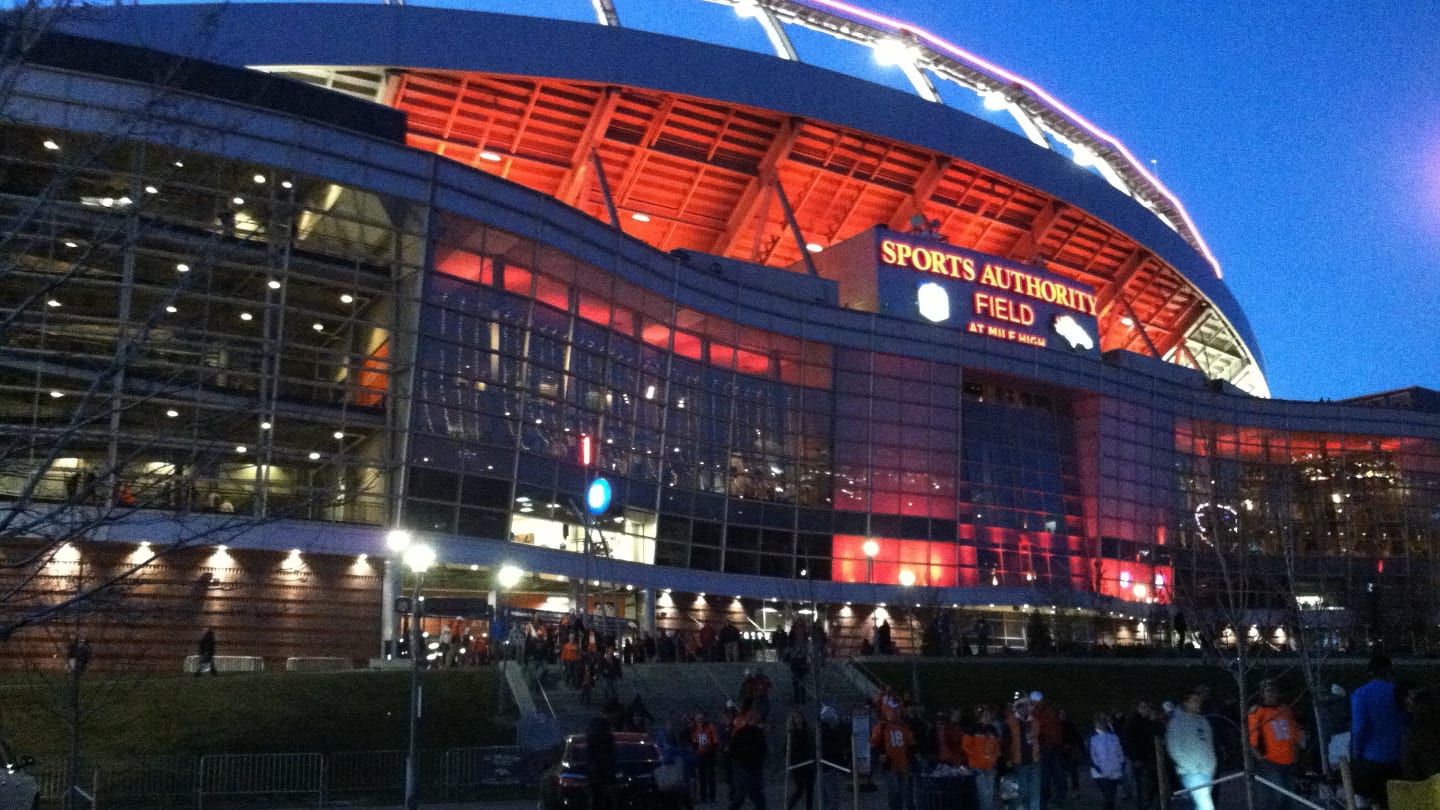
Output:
[36, 746, 532, 809]
[197, 753, 325, 809]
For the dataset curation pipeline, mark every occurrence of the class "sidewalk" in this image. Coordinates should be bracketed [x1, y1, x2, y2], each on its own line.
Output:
[313, 776, 1125, 810]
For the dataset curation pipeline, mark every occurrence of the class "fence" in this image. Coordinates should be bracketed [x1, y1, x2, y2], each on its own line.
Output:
[197, 753, 324, 809]
[35, 746, 538, 809]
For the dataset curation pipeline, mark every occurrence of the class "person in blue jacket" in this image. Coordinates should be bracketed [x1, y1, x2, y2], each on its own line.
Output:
[1350, 653, 1407, 804]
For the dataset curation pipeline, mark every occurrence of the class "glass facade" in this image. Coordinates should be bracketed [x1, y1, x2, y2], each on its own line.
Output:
[0, 122, 423, 524]
[3, 55, 1438, 659]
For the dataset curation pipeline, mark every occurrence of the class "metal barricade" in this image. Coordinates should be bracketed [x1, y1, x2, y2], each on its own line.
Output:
[444, 745, 526, 799]
[197, 752, 324, 809]
[97, 755, 198, 808]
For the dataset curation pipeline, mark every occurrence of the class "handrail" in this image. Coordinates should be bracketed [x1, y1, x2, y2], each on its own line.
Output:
[531, 666, 557, 719]
[698, 660, 735, 704]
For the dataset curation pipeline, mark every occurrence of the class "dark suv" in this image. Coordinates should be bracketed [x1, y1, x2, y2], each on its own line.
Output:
[538, 732, 679, 810]
[0, 739, 39, 810]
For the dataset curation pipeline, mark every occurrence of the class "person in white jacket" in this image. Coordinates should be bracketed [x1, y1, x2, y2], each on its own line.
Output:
[1166, 689, 1217, 810]
[1087, 714, 1126, 810]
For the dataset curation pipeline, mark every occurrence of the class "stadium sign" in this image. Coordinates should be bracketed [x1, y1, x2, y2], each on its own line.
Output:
[876, 233, 1098, 353]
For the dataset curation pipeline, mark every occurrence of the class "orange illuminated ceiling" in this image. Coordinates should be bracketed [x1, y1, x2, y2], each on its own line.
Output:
[393, 70, 1208, 360]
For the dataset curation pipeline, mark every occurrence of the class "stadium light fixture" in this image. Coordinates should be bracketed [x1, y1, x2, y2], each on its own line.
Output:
[872, 37, 916, 67]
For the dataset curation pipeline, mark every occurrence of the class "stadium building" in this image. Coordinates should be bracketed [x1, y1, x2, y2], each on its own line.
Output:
[2, 1, 1437, 667]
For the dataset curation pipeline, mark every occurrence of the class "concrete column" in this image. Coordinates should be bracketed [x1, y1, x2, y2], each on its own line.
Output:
[381, 558, 400, 658]
[638, 587, 656, 635]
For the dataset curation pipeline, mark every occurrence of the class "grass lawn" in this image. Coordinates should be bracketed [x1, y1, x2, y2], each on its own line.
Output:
[0, 668, 511, 757]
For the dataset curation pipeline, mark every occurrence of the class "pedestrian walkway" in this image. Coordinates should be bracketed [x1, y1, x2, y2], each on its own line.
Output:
[314, 770, 1147, 810]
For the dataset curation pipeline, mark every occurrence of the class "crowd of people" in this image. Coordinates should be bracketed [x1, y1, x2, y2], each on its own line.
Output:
[578, 665, 847, 810]
[856, 652, 1440, 810]
[452, 604, 1440, 810]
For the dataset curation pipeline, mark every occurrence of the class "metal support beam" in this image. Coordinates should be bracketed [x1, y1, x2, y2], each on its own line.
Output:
[886, 155, 949, 233]
[555, 88, 623, 207]
[1005, 102, 1051, 148]
[773, 173, 818, 276]
[749, 3, 798, 61]
[590, 0, 620, 26]
[1009, 199, 1067, 264]
[899, 59, 941, 103]
[1119, 296, 1164, 359]
[714, 118, 799, 256]
[1094, 249, 1151, 319]
[590, 149, 623, 230]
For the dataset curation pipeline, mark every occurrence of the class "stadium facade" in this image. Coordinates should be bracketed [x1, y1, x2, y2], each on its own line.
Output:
[2, 1, 1437, 667]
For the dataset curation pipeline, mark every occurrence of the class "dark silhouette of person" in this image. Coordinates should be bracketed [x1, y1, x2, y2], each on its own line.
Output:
[67, 637, 92, 674]
[197, 628, 218, 676]
[586, 701, 620, 809]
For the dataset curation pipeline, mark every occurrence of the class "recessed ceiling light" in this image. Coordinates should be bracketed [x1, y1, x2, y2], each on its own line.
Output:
[805, 243, 824, 253]
[46, 299, 61, 308]
[281, 180, 293, 189]
[479, 150, 502, 162]
[253, 174, 266, 184]
[176, 263, 190, 273]
[267, 280, 281, 290]
[239, 312, 253, 321]
[1120, 316, 1135, 327]
[308, 451, 321, 460]
[165, 409, 179, 418]
[631, 212, 651, 222]
[49, 390, 64, 399]
[173, 160, 185, 168]
[332, 431, 344, 440]
[64, 241, 78, 248]
[231, 196, 244, 205]
[235, 445, 247, 454]
[43, 139, 60, 150]
[312, 322, 324, 331]
[144, 185, 158, 194]
[340, 294, 354, 304]
[165, 305, 177, 313]
[260, 421, 272, 430]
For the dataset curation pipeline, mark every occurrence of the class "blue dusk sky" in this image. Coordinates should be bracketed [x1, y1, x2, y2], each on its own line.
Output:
[246, 0, 1440, 400]
[842, 1, 1440, 402]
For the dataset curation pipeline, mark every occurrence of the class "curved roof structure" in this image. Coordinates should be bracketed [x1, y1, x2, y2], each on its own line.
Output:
[65, 1, 1269, 395]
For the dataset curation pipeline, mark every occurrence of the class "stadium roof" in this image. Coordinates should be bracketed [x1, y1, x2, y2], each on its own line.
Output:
[59, 1, 1268, 395]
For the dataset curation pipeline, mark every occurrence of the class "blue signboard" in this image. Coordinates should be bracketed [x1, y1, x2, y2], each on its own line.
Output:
[874, 233, 1100, 355]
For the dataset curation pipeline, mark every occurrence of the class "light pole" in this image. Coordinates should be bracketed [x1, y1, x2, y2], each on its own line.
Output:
[497, 564, 524, 660]
[389, 530, 435, 810]
[384, 529, 413, 658]
[862, 538, 879, 584]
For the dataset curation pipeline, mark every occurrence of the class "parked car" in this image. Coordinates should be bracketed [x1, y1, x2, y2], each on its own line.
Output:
[0, 739, 39, 810]
[538, 732, 682, 810]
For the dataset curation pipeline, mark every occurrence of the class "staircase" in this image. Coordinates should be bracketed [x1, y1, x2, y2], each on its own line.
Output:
[521, 656, 874, 766]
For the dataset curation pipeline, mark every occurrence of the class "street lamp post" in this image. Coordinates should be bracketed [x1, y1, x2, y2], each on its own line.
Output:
[497, 564, 524, 660]
[388, 530, 435, 810]
[862, 538, 879, 584]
